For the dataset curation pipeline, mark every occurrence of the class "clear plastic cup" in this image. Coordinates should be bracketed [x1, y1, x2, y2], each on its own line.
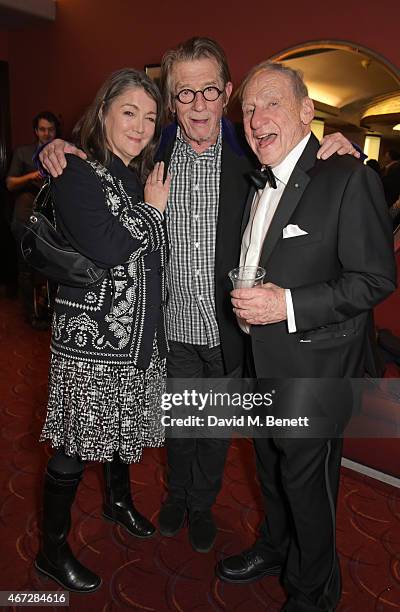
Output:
[228, 266, 266, 289]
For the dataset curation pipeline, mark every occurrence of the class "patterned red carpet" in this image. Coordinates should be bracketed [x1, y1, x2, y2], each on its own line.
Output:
[0, 296, 399, 612]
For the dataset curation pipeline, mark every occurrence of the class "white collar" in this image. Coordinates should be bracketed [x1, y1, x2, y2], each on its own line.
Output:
[271, 132, 311, 186]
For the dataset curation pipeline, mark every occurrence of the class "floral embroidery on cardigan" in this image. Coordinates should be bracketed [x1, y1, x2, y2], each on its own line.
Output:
[51, 159, 167, 367]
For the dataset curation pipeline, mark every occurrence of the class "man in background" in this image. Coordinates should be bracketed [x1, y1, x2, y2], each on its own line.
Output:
[382, 148, 400, 208]
[7, 111, 60, 329]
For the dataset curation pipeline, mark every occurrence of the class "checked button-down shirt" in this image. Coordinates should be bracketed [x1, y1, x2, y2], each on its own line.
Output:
[165, 124, 222, 347]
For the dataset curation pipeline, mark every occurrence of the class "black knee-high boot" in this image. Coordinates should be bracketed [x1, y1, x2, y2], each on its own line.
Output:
[35, 468, 101, 593]
[103, 455, 155, 538]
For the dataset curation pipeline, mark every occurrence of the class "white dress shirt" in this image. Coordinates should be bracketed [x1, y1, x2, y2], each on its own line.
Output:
[239, 132, 311, 334]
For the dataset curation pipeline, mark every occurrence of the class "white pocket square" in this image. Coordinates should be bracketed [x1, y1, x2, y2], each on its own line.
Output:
[282, 224, 308, 239]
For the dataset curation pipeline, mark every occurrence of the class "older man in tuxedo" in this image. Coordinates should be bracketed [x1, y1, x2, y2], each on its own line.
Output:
[216, 63, 396, 611]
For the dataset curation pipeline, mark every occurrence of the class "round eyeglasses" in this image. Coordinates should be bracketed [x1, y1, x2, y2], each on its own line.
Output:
[175, 86, 224, 104]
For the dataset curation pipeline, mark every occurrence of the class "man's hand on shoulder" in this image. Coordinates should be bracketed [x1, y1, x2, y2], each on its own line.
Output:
[231, 283, 287, 325]
[317, 132, 360, 160]
[39, 138, 87, 177]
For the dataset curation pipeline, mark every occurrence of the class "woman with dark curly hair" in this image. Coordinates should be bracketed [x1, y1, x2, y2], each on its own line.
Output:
[35, 68, 170, 593]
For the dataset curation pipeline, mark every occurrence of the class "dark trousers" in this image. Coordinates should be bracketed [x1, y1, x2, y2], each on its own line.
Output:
[253, 436, 342, 611]
[165, 341, 240, 511]
[12, 218, 36, 319]
[12, 216, 54, 320]
[251, 379, 352, 611]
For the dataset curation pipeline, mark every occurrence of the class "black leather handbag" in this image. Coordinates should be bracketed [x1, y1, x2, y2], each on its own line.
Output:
[21, 179, 108, 287]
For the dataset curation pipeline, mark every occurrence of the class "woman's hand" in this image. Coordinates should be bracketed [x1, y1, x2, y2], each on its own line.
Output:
[144, 162, 171, 214]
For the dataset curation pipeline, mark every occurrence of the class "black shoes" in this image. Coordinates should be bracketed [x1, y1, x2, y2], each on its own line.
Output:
[35, 469, 101, 593]
[158, 501, 217, 553]
[216, 548, 282, 583]
[103, 498, 155, 538]
[36, 457, 156, 593]
[188, 509, 217, 553]
[35, 544, 101, 594]
[158, 498, 186, 537]
[103, 457, 155, 539]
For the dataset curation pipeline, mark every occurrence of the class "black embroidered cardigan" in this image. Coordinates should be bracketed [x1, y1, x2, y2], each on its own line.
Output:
[50, 154, 168, 369]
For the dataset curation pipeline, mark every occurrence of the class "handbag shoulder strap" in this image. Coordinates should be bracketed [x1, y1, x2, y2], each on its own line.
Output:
[32, 178, 52, 213]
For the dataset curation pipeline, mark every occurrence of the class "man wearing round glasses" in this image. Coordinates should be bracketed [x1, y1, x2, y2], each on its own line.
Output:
[155, 39, 252, 554]
[175, 86, 224, 104]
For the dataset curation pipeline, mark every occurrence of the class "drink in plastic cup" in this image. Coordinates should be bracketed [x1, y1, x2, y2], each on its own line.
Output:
[228, 266, 266, 289]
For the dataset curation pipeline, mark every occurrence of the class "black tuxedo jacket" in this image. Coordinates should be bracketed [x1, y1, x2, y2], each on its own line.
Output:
[242, 134, 396, 379]
[157, 119, 255, 374]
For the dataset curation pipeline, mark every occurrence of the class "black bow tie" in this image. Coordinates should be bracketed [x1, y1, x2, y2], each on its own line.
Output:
[248, 166, 277, 190]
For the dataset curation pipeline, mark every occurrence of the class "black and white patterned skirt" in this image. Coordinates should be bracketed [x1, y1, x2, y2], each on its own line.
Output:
[40, 345, 166, 463]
